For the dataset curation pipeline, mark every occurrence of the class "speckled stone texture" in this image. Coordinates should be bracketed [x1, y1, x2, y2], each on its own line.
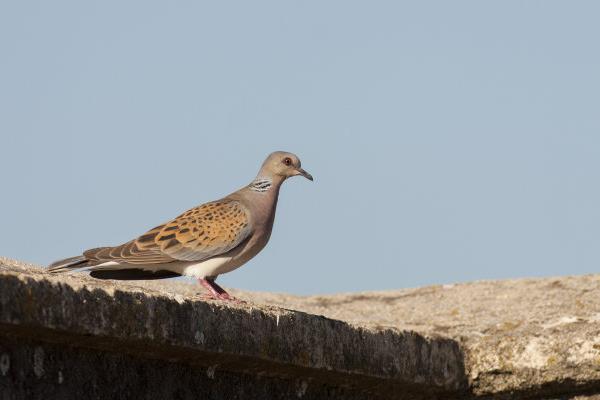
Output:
[0, 257, 465, 400]
[1, 256, 600, 399]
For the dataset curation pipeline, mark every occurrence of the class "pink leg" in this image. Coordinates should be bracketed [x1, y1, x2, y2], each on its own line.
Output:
[198, 279, 243, 302]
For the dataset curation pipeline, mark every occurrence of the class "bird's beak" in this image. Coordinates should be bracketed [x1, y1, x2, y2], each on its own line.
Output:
[296, 168, 314, 181]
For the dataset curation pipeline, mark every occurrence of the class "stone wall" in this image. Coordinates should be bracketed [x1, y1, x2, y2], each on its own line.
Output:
[1, 257, 599, 399]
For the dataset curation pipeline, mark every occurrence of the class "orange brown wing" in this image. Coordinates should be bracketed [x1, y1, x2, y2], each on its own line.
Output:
[85, 200, 252, 265]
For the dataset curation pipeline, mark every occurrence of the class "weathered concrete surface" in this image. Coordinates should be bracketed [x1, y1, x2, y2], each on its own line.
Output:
[2, 256, 600, 399]
[235, 277, 600, 398]
[0, 257, 465, 400]
[1, 334, 382, 400]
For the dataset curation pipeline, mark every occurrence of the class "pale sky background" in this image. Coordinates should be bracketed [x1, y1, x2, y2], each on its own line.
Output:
[1, 2, 599, 295]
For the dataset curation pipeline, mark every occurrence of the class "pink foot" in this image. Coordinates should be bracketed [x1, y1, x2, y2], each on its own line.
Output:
[198, 279, 245, 303]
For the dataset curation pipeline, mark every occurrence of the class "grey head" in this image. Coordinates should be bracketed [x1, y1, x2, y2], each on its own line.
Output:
[256, 151, 313, 182]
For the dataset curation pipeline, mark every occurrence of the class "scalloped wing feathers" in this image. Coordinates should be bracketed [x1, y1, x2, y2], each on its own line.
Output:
[83, 200, 252, 265]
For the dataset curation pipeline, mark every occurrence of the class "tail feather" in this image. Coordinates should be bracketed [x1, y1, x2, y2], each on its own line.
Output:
[48, 255, 90, 273]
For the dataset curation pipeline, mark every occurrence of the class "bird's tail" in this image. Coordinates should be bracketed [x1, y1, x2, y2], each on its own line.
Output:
[47, 255, 90, 273]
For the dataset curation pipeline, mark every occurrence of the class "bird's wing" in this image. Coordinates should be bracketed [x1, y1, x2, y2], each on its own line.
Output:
[84, 199, 252, 265]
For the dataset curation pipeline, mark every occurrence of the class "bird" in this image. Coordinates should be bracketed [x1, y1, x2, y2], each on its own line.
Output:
[48, 151, 313, 301]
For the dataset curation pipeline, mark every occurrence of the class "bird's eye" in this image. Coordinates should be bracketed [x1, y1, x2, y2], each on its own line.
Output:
[283, 157, 292, 166]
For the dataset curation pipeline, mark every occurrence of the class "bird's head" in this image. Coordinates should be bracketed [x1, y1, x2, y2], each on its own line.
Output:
[259, 151, 313, 182]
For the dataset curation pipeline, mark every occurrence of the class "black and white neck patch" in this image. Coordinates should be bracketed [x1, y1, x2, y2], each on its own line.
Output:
[249, 178, 273, 192]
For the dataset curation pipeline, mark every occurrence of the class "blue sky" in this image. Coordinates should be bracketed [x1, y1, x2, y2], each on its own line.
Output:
[1, 1, 599, 294]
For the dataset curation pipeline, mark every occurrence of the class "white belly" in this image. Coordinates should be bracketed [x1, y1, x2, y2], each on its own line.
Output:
[180, 256, 238, 278]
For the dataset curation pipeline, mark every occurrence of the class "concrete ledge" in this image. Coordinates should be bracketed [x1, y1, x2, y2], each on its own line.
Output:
[2, 256, 600, 399]
[0, 258, 466, 399]
[239, 276, 600, 399]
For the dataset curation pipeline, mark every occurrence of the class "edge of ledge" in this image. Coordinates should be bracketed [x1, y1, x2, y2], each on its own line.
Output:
[0, 258, 468, 398]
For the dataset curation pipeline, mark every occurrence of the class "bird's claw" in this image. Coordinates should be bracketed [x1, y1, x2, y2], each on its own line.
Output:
[199, 293, 246, 303]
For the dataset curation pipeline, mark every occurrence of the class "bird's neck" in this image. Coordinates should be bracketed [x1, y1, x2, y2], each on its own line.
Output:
[245, 175, 282, 231]
[248, 174, 284, 193]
